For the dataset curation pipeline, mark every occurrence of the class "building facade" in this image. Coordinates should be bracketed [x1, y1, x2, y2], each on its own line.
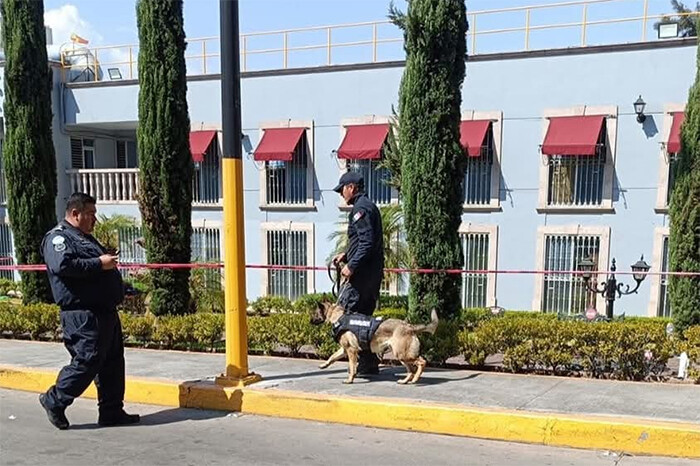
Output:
[0, 3, 695, 316]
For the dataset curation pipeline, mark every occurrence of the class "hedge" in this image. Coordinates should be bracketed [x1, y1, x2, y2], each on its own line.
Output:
[459, 317, 679, 381]
[1, 300, 698, 383]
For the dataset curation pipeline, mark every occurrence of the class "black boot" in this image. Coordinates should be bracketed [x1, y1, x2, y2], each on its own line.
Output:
[357, 351, 380, 375]
[39, 393, 69, 430]
[98, 410, 140, 427]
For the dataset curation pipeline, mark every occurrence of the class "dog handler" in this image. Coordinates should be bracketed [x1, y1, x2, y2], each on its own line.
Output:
[332, 172, 384, 374]
[38, 193, 139, 429]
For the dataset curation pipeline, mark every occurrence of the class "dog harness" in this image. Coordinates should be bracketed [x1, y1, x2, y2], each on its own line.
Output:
[332, 313, 383, 351]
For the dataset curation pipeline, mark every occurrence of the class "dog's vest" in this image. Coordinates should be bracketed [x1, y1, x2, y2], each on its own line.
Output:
[332, 313, 383, 351]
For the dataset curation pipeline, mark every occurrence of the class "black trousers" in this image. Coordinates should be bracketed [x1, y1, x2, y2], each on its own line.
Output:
[44, 310, 125, 414]
[337, 276, 381, 317]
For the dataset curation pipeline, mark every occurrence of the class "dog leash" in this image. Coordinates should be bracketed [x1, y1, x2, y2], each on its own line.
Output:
[328, 260, 342, 298]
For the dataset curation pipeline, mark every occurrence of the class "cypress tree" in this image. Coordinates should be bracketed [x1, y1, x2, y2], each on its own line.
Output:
[390, 0, 467, 359]
[136, 0, 193, 315]
[1, 0, 57, 304]
[669, 29, 700, 333]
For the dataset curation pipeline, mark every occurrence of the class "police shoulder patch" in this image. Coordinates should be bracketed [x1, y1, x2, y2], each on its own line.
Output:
[52, 235, 66, 252]
[353, 210, 364, 222]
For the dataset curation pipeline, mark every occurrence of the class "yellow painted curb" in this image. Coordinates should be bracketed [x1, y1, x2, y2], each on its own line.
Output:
[2, 365, 698, 459]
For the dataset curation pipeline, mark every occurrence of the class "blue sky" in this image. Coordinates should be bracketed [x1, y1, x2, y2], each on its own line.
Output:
[41, 0, 680, 73]
[43, 0, 678, 46]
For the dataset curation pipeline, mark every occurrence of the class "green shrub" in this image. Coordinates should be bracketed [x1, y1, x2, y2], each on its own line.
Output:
[16, 303, 59, 340]
[308, 322, 337, 359]
[419, 318, 461, 365]
[459, 317, 675, 380]
[375, 307, 407, 320]
[249, 295, 293, 316]
[120, 312, 156, 343]
[270, 313, 312, 357]
[0, 302, 22, 334]
[0, 278, 20, 297]
[193, 313, 224, 350]
[248, 316, 277, 355]
[683, 326, 700, 382]
[153, 315, 195, 349]
[292, 293, 335, 314]
[378, 295, 408, 310]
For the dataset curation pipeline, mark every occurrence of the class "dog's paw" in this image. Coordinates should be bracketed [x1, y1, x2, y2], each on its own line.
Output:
[342, 379, 354, 384]
[397, 379, 409, 385]
[318, 363, 329, 369]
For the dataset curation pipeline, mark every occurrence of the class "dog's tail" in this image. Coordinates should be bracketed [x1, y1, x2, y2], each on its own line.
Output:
[410, 309, 439, 335]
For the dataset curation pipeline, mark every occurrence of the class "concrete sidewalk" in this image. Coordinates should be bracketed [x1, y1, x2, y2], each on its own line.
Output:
[1, 339, 699, 458]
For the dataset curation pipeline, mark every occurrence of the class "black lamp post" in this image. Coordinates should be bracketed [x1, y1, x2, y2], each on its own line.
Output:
[578, 256, 651, 320]
[634, 95, 647, 124]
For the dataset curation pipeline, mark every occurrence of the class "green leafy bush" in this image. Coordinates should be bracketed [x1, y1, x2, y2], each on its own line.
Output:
[249, 295, 293, 316]
[0, 279, 20, 297]
[459, 317, 676, 380]
[292, 293, 335, 314]
[120, 312, 156, 343]
[378, 295, 408, 310]
[683, 326, 700, 382]
[248, 316, 277, 355]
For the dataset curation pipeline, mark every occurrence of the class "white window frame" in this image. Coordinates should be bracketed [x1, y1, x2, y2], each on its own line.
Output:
[655, 104, 685, 213]
[115, 139, 138, 169]
[537, 106, 617, 213]
[337, 116, 398, 209]
[257, 120, 315, 210]
[461, 110, 503, 212]
[647, 226, 671, 317]
[260, 221, 315, 297]
[459, 223, 499, 307]
[70, 137, 96, 169]
[533, 225, 611, 313]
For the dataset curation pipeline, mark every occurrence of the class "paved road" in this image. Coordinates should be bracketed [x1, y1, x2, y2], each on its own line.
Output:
[0, 389, 695, 466]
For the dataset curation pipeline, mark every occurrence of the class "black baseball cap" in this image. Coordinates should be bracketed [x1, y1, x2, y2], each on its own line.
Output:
[333, 171, 365, 193]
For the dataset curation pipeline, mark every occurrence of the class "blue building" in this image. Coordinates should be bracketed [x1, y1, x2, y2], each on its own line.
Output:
[0, 1, 695, 316]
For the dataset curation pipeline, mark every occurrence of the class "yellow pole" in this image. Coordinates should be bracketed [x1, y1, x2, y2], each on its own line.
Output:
[215, 0, 261, 387]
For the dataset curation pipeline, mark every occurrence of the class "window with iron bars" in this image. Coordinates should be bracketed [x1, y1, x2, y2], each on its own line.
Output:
[266, 229, 308, 300]
[461, 232, 490, 308]
[0, 224, 14, 281]
[193, 141, 221, 205]
[265, 133, 307, 205]
[464, 129, 493, 205]
[542, 234, 600, 314]
[666, 154, 678, 207]
[347, 158, 392, 205]
[658, 236, 672, 318]
[547, 126, 607, 207]
[117, 226, 222, 289]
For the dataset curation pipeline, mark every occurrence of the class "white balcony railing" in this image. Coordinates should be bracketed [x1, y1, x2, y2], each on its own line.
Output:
[66, 168, 222, 206]
[66, 168, 139, 203]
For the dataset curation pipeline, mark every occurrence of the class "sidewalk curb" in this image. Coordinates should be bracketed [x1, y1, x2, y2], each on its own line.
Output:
[2, 365, 698, 459]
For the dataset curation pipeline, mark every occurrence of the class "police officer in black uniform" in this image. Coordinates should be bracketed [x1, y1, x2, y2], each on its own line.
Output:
[332, 172, 384, 374]
[38, 193, 139, 430]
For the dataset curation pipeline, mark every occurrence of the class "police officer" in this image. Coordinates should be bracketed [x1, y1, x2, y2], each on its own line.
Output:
[332, 172, 384, 374]
[38, 193, 139, 429]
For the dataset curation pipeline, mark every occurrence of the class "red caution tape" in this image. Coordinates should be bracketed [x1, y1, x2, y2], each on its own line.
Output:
[0, 262, 697, 277]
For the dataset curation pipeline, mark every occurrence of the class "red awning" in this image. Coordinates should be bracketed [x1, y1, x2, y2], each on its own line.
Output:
[541, 115, 605, 156]
[253, 127, 305, 162]
[667, 112, 685, 154]
[337, 124, 390, 160]
[189, 131, 217, 163]
[460, 120, 492, 157]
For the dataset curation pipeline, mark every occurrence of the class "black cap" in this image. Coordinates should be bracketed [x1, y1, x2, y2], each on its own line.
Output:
[333, 171, 364, 193]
